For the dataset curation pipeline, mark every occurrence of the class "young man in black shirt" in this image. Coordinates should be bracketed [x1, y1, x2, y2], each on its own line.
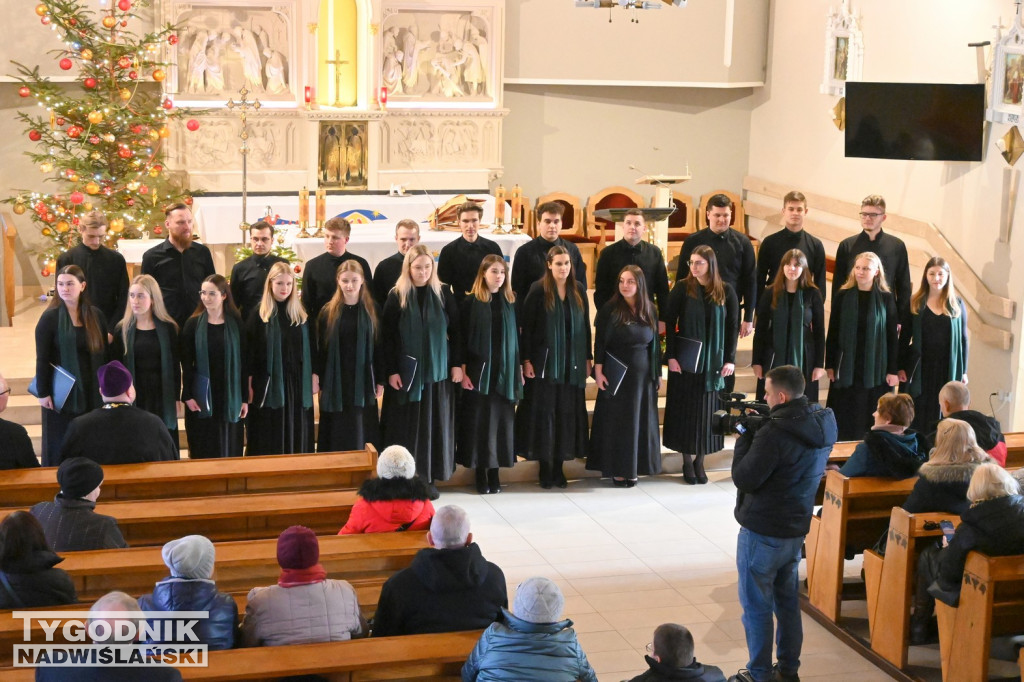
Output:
[437, 202, 502, 303]
[229, 220, 287, 320]
[593, 209, 669, 332]
[56, 211, 129, 325]
[141, 204, 215, 329]
[372, 219, 420, 308]
[299, 216, 373, 328]
[510, 201, 587, 315]
[754, 191, 827, 303]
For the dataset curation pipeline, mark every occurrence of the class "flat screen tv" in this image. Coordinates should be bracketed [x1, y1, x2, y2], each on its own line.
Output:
[844, 82, 985, 162]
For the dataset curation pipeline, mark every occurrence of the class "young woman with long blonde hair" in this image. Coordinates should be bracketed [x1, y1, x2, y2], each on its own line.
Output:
[245, 261, 315, 455]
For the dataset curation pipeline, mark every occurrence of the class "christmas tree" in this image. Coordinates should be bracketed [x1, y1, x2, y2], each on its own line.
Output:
[5, 0, 196, 278]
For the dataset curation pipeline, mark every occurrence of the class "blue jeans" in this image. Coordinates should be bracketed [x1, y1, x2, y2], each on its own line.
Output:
[736, 527, 804, 682]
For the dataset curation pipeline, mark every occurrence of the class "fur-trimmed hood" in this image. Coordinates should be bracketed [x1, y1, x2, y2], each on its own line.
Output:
[917, 460, 983, 485]
[356, 476, 432, 502]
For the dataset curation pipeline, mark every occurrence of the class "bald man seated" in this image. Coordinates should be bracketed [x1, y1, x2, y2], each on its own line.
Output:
[926, 381, 1006, 466]
[371, 505, 507, 637]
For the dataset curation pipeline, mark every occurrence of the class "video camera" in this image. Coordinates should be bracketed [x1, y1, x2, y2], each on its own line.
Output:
[710, 392, 771, 436]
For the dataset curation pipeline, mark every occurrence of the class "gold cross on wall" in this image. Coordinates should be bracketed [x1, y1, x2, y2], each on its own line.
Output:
[325, 50, 349, 107]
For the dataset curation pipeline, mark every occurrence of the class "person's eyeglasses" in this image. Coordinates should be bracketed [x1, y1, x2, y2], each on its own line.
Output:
[688, 260, 708, 267]
[645, 642, 654, 654]
[0, 387, 10, 396]
[859, 212, 884, 218]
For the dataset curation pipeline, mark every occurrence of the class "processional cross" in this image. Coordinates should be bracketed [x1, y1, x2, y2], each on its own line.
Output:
[325, 50, 349, 107]
[226, 86, 262, 242]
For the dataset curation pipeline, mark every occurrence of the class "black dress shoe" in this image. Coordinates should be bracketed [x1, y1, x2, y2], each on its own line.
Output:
[696, 473, 709, 484]
[426, 483, 441, 500]
[626, 479, 637, 488]
[540, 480, 553, 489]
[487, 469, 501, 494]
[612, 478, 627, 487]
[682, 474, 697, 485]
[555, 479, 568, 489]
[475, 482, 490, 495]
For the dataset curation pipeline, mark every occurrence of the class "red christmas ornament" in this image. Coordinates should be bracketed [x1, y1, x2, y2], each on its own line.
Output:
[294, 265, 302, 274]
[83, 77, 97, 89]
[167, 34, 178, 45]
[68, 18, 76, 26]
[130, 125, 142, 134]
[67, 126, 82, 138]
[103, 186, 114, 196]
[118, 147, 132, 159]
[186, 119, 200, 131]
[184, 196, 193, 206]
[120, 20, 127, 27]
[128, 70, 137, 80]
[126, 199, 135, 206]
[55, 117, 65, 126]
[162, 98, 173, 110]
[117, 0, 131, 10]
[154, 226, 163, 235]
[59, 58, 73, 70]
[28, 129, 41, 141]
[69, 191, 84, 205]
[88, 135, 100, 144]
[18, 86, 30, 97]
[41, 269, 51, 277]
[117, 56, 132, 69]
[40, 15, 51, 25]
[139, 185, 149, 195]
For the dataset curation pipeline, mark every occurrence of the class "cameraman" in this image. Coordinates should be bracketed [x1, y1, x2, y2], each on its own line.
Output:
[728, 365, 837, 682]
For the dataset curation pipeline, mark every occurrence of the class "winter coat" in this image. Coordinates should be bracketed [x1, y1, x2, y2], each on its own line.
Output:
[338, 477, 435, 535]
[373, 543, 507, 637]
[138, 578, 238, 650]
[926, 410, 1007, 466]
[732, 396, 838, 538]
[0, 549, 76, 609]
[461, 609, 597, 682]
[902, 461, 981, 516]
[838, 427, 926, 479]
[935, 494, 1024, 592]
[625, 655, 727, 681]
[240, 579, 364, 647]
[30, 494, 128, 552]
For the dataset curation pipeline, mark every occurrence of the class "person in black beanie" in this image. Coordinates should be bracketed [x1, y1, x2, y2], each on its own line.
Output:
[30, 457, 128, 552]
[59, 360, 179, 465]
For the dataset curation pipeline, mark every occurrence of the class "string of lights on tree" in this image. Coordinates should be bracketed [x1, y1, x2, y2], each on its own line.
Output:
[4, 0, 201, 277]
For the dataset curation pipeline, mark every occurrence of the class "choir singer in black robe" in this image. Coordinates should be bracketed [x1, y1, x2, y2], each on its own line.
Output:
[141, 203, 215, 330]
[510, 201, 587, 316]
[438, 202, 502, 303]
[55, 211, 128, 325]
[592, 209, 669, 331]
[300, 217, 373, 329]
[372, 219, 421, 308]
[230, 221, 287, 320]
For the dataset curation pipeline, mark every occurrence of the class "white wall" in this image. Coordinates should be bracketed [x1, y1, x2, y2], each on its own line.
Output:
[748, 0, 1024, 428]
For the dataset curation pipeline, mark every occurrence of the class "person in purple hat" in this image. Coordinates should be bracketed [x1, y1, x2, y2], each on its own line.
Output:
[241, 525, 366, 647]
[58, 360, 179, 465]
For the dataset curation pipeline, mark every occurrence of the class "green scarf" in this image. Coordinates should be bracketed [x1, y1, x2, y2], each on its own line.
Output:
[680, 287, 725, 392]
[771, 289, 806, 372]
[322, 304, 374, 411]
[466, 297, 521, 402]
[264, 309, 313, 410]
[835, 288, 887, 389]
[906, 306, 965, 398]
[56, 305, 87, 414]
[195, 312, 243, 422]
[543, 291, 588, 388]
[398, 288, 449, 403]
[124, 320, 177, 429]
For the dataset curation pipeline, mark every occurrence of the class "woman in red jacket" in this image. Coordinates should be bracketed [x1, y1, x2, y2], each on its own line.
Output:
[338, 445, 435, 534]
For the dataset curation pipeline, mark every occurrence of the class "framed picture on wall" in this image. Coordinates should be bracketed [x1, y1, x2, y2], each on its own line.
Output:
[821, 1, 863, 97]
[318, 121, 368, 189]
[990, 21, 1024, 124]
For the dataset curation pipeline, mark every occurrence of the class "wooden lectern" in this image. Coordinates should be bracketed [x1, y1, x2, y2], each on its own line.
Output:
[635, 174, 691, 254]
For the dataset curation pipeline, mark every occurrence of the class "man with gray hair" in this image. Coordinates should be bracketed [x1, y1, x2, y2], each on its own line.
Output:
[926, 381, 1007, 465]
[372, 505, 506, 637]
[36, 591, 183, 681]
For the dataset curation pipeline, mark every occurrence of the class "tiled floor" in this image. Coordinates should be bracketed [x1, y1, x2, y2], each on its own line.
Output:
[438, 473, 891, 681]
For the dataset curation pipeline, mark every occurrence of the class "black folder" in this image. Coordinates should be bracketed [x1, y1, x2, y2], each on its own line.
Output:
[399, 355, 418, 392]
[192, 374, 212, 413]
[602, 352, 628, 396]
[27, 364, 76, 412]
[675, 337, 703, 374]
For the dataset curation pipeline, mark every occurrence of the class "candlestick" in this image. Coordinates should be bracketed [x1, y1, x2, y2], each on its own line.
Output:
[314, 188, 327, 237]
[494, 185, 506, 226]
[510, 185, 522, 227]
[304, 86, 312, 110]
[297, 188, 310, 238]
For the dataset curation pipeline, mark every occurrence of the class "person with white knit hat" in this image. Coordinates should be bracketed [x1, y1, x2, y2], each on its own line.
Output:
[137, 535, 238, 650]
[338, 445, 435, 534]
[462, 576, 597, 682]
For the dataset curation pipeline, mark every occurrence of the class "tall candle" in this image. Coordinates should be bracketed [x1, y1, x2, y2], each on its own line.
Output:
[510, 185, 522, 224]
[299, 188, 309, 223]
[494, 185, 506, 223]
[316, 189, 326, 223]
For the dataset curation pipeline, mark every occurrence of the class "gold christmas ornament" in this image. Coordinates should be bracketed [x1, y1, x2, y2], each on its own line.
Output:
[85, 181, 100, 194]
[109, 218, 125, 233]
[90, 152, 102, 160]
[39, 161, 54, 173]
[157, 126, 170, 139]
[127, 181, 140, 191]
[102, 15, 117, 28]
[13, 203, 26, 215]
[148, 167, 160, 177]
[42, 227, 53, 236]
[83, 202, 92, 211]
[102, 133, 115, 142]
[119, 88, 132, 101]
[148, 129, 159, 141]
[56, 220, 70, 233]
[34, 3, 47, 16]
[80, 48, 93, 61]
[87, 110, 103, 124]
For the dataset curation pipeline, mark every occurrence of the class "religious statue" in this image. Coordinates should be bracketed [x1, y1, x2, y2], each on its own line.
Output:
[381, 27, 404, 94]
[186, 29, 210, 93]
[205, 33, 228, 93]
[457, 38, 484, 96]
[401, 25, 430, 92]
[469, 25, 490, 97]
[320, 125, 343, 184]
[344, 125, 366, 186]
[232, 26, 264, 91]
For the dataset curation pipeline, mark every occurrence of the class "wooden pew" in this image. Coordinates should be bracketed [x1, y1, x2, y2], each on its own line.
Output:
[0, 448, 378, 507]
[805, 470, 917, 622]
[0, 630, 482, 682]
[0, 533, 428, 666]
[828, 432, 1024, 468]
[0, 490, 360, 546]
[863, 508, 961, 668]
[935, 551, 1024, 682]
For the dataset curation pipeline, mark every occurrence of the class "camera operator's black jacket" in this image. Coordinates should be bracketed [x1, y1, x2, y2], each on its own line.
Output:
[732, 396, 838, 538]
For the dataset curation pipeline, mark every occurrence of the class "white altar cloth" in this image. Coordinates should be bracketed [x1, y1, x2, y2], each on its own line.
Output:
[192, 193, 498, 245]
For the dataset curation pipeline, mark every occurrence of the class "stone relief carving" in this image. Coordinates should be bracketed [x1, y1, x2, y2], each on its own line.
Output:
[173, 4, 292, 99]
[183, 119, 287, 169]
[380, 8, 495, 105]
